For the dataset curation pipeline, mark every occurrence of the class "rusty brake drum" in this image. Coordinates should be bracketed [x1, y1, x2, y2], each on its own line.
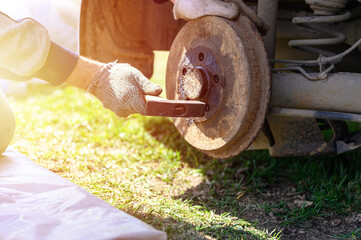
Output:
[166, 15, 271, 158]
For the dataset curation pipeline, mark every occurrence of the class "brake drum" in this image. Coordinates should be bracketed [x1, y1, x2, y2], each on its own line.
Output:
[166, 15, 271, 158]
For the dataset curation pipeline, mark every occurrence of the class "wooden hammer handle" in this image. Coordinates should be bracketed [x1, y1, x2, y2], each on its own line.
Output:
[145, 95, 206, 117]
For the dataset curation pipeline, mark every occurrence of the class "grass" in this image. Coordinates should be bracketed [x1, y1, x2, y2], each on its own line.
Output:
[337, 227, 361, 239]
[7, 85, 281, 239]
[4, 52, 361, 239]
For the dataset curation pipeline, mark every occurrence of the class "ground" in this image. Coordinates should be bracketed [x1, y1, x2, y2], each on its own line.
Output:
[5, 52, 361, 239]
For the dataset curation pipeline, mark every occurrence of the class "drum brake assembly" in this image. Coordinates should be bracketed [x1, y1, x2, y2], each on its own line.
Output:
[163, 15, 270, 158]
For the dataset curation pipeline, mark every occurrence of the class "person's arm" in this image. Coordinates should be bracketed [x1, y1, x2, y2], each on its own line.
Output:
[0, 12, 162, 118]
[0, 12, 79, 85]
[0, 12, 52, 80]
[65, 56, 162, 118]
[64, 56, 104, 90]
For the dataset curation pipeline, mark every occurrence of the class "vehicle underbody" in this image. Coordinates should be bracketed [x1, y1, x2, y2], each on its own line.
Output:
[79, 0, 361, 158]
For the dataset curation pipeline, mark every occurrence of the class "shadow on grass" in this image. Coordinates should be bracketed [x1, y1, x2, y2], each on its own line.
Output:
[143, 117, 361, 239]
[131, 212, 275, 240]
[174, 151, 361, 238]
[143, 117, 210, 167]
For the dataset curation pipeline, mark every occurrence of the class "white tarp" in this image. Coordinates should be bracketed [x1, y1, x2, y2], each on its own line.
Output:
[0, 148, 166, 240]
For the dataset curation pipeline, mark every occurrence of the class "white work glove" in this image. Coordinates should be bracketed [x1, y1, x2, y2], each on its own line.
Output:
[88, 62, 162, 117]
[173, 0, 239, 21]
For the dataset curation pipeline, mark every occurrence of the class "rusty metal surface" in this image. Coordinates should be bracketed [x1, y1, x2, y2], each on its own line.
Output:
[267, 116, 334, 157]
[248, 114, 360, 157]
[145, 96, 206, 117]
[176, 46, 225, 121]
[166, 15, 271, 159]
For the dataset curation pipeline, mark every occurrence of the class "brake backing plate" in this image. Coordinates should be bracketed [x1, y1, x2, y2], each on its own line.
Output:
[166, 15, 271, 158]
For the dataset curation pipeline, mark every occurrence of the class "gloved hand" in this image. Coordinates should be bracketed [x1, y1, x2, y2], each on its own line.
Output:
[88, 62, 162, 117]
[173, 0, 240, 21]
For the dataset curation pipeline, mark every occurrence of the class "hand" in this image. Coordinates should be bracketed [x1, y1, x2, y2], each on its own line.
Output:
[88, 63, 162, 117]
[173, 0, 240, 21]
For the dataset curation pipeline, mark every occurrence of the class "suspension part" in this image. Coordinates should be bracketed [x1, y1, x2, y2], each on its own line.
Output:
[305, 0, 349, 15]
[289, 12, 351, 57]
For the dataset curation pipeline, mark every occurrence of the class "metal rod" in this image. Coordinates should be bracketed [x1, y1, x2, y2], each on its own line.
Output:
[269, 108, 361, 123]
[292, 11, 351, 24]
[233, 0, 269, 35]
[271, 72, 361, 114]
[257, 0, 279, 60]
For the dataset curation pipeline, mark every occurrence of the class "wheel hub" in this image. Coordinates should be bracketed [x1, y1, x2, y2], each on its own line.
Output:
[166, 15, 271, 158]
[178, 46, 225, 121]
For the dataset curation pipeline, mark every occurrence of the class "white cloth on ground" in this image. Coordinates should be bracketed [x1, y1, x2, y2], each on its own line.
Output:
[0, 148, 166, 240]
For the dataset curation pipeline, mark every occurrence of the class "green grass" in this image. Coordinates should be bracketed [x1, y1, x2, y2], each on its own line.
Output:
[337, 227, 361, 239]
[7, 85, 281, 239]
[4, 52, 361, 239]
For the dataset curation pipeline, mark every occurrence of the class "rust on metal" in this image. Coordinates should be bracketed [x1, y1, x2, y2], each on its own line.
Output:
[266, 116, 334, 157]
[183, 67, 208, 100]
[177, 45, 224, 121]
[166, 15, 271, 159]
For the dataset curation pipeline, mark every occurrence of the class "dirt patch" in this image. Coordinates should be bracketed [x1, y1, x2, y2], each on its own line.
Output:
[177, 179, 361, 239]
[235, 185, 361, 240]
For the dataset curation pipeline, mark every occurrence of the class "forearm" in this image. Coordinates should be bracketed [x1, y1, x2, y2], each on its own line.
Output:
[65, 56, 104, 90]
[35, 42, 79, 85]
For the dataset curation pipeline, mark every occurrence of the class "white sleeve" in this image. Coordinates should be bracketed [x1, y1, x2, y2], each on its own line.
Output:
[0, 12, 50, 76]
